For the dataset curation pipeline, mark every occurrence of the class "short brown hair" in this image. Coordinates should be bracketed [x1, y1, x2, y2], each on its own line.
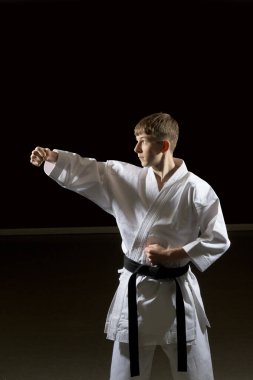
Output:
[134, 112, 179, 153]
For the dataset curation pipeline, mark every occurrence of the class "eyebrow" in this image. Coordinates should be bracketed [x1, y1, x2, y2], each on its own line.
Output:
[136, 136, 155, 141]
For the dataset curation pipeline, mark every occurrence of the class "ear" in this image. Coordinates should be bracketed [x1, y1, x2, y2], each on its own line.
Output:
[161, 140, 170, 152]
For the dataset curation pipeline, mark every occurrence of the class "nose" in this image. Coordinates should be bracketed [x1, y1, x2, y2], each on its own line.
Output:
[134, 141, 142, 153]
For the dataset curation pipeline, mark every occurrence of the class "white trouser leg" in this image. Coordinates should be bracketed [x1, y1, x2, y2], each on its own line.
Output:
[109, 317, 214, 380]
[161, 317, 214, 380]
[109, 341, 156, 380]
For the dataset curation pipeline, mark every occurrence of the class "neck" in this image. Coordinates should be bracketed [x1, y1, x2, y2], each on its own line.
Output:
[153, 157, 177, 190]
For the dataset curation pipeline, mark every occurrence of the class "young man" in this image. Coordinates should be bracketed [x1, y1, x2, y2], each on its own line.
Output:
[30, 112, 230, 380]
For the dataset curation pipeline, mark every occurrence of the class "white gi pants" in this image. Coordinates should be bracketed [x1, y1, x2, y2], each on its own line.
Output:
[109, 316, 214, 380]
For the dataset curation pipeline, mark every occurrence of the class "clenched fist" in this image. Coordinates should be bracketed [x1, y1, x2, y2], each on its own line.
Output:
[30, 146, 58, 167]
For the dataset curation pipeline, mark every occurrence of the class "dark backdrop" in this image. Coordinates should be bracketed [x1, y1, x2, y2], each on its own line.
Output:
[1, 0, 252, 228]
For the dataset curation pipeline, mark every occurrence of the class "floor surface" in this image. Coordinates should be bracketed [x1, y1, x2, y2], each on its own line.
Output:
[0, 230, 252, 379]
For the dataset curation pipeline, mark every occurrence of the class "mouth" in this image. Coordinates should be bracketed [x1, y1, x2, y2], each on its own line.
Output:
[138, 156, 146, 165]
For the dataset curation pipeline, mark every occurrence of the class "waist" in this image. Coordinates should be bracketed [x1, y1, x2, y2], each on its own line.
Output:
[124, 255, 189, 280]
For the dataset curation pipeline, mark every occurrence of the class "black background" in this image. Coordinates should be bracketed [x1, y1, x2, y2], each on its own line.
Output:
[1, 0, 252, 228]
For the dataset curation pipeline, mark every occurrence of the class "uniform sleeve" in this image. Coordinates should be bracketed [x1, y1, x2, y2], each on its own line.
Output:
[183, 184, 231, 272]
[43, 149, 113, 214]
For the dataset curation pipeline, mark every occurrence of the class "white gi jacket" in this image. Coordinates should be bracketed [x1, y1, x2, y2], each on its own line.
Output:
[44, 151, 230, 346]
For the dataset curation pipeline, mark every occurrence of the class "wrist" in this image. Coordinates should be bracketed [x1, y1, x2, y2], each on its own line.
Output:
[167, 247, 188, 261]
[46, 149, 58, 163]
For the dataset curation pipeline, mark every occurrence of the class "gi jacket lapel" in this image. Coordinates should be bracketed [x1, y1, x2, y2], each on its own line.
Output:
[129, 167, 190, 262]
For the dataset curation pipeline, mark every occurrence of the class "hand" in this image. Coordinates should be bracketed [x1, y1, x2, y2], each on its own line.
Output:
[144, 244, 187, 266]
[30, 146, 58, 167]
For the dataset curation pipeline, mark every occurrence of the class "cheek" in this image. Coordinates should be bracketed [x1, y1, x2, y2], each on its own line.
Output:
[146, 148, 156, 159]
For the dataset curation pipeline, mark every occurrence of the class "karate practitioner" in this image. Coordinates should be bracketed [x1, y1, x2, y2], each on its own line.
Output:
[30, 112, 230, 380]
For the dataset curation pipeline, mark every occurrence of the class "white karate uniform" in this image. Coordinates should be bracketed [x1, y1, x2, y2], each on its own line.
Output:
[44, 151, 230, 379]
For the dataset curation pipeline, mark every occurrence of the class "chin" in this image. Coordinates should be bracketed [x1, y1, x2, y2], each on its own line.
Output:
[139, 159, 148, 167]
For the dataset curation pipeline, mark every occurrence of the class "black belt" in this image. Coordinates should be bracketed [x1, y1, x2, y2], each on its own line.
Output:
[124, 255, 189, 377]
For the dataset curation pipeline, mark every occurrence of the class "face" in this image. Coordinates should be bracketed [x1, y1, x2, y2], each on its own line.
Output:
[134, 134, 163, 167]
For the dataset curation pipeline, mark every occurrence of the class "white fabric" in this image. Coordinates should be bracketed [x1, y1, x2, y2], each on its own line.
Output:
[44, 152, 230, 347]
[110, 311, 214, 380]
